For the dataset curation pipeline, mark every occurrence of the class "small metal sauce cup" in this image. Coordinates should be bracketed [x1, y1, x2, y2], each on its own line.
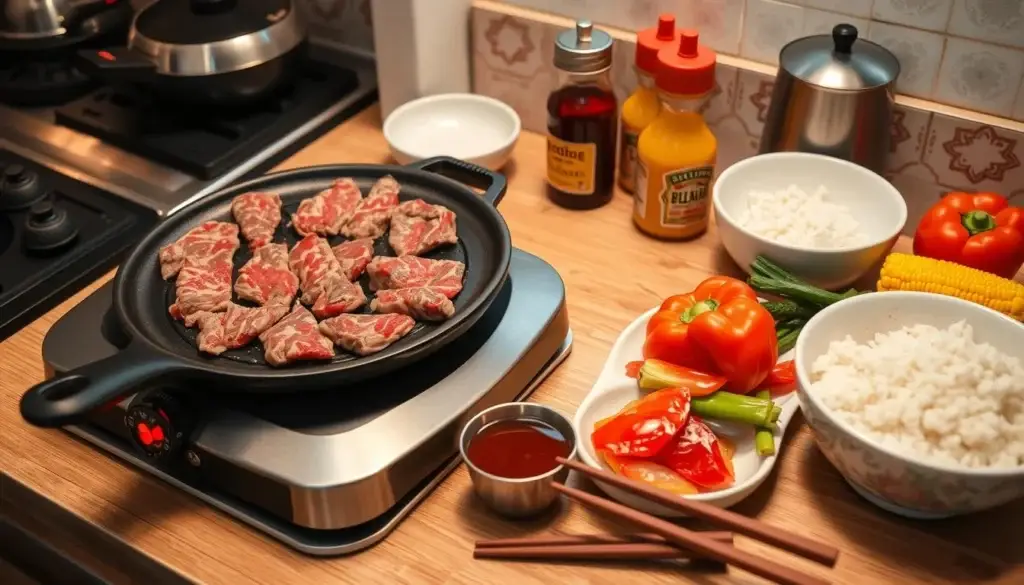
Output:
[458, 402, 578, 518]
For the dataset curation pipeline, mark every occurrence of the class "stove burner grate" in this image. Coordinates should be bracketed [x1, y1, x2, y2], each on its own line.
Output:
[0, 59, 95, 106]
[54, 62, 361, 180]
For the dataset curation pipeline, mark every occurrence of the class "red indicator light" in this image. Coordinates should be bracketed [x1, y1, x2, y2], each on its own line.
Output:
[151, 426, 165, 442]
[136, 423, 153, 446]
[98, 51, 116, 62]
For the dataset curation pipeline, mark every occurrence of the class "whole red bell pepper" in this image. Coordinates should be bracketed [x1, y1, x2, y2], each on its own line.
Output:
[914, 192, 1024, 279]
[643, 276, 778, 393]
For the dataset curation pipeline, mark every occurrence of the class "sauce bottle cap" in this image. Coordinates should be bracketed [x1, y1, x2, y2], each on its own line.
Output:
[554, 20, 614, 73]
[654, 30, 716, 96]
[635, 14, 677, 74]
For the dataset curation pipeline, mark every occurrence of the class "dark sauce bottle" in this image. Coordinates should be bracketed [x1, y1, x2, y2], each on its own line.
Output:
[546, 21, 618, 210]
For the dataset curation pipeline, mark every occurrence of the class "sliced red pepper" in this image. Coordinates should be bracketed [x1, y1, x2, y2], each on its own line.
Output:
[590, 388, 691, 458]
[636, 359, 727, 397]
[600, 451, 700, 496]
[624, 360, 644, 379]
[655, 415, 735, 490]
[913, 192, 1024, 279]
[759, 360, 796, 394]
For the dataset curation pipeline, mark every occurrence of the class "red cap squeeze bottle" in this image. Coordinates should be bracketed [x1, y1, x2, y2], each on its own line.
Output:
[655, 29, 716, 96]
[635, 14, 678, 74]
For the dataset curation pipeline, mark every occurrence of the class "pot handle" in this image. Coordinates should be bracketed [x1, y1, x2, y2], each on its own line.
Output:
[77, 47, 156, 84]
[410, 156, 508, 208]
[20, 343, 189, 428]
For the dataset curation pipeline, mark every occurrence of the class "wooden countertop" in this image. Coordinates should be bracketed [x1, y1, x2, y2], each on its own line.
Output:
[2, 104, 1022, 585]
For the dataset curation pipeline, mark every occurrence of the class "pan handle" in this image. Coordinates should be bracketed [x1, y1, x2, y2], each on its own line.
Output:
[20, 344, 189, 428]
[410, 156, 508, 207]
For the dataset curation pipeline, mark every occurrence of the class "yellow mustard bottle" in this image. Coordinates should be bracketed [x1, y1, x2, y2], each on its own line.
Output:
[634, 30, 717, 240]
[618, 14, 677, 195]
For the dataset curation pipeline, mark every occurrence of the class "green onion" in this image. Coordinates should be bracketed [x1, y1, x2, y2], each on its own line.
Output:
[754, 390, 776, 457]
[692, 392, 778, 427]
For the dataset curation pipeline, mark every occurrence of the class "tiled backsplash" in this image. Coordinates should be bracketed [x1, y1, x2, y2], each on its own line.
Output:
[296, 0, 375, 54]
[471, 1, 1024, 235]
[494, 0, 1024, 121]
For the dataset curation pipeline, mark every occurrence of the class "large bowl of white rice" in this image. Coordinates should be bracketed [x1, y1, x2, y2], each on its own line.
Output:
[795, 291, 1024, 519]
[713, 152, 906, 290]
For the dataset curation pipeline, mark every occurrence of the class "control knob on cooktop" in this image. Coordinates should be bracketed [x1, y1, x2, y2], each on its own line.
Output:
[0, 164, 44, 211]
[124, 391, 192, 461]
[23, 199, 79, 253]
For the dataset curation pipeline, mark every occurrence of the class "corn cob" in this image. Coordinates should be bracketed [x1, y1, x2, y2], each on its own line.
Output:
[877, 253, 1024, 321]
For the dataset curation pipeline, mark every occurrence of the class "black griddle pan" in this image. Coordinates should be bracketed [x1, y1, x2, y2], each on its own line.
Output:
[21, 157, 511, 427]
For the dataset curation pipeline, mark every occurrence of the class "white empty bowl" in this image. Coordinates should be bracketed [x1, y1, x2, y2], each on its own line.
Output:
[796, 292, 1024, 518]
[713, 152, 907, 290]
[383, 93, 521, 171]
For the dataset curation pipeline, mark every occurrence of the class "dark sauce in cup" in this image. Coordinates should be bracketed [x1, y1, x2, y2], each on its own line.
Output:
[467, 418, 571, 478]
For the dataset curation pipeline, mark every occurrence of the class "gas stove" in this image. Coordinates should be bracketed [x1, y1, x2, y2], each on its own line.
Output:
[43, 250, 571, 555]
[0, 43, 376, 338]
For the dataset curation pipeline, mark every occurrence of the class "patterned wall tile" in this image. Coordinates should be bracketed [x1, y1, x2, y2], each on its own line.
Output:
[733, 68, 775, 139]
[921, 113, 1023, 192]
[799, 0, 875, 19]
[703, 67, 741, 127]
[741, 0, 806, 64]
[888, 167, 947, 235]
[866, 21, 944, 99]
[947, 0, 1024, 49]
[689, 0, 747, 54]
[299, 0, 374, 53]
[871, 0, 954, 32]
[934, 38, 1024, 118]
[887, 105, 933, 171]
[1013, 78, 1024, 123]
[802, 8, 870, 36]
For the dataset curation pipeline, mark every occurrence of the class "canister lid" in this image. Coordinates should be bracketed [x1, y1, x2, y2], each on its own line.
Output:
[635, 14, 677, 74]
[554, 20, 614, 73]
[779, 24, 900, 90]
[655, 30, 716, 96]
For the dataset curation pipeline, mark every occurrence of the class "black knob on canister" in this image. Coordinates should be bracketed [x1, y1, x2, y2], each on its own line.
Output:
[832, 24, 858, 55]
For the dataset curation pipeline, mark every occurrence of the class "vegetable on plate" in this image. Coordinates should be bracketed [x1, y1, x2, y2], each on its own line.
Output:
[634, 359, 727, 396]
[913, 191, 1024, 279]
[590, 387, 691, 457]
[643, 276, 778, 393]
[877, 253, 1024, 322]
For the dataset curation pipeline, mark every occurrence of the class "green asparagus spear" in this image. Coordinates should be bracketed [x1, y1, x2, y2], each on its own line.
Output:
[691, 392, 778, 427]
[761, 300, 816, 321]
[777, 326, 802, 355]
[754, 390, 776, 456]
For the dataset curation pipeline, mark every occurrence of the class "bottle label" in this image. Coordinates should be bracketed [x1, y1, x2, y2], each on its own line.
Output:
[659, 166, 714, 227]
[618, 125, 639, 192]
[546, 134, 596, 196]
[634, 160, 648, 220]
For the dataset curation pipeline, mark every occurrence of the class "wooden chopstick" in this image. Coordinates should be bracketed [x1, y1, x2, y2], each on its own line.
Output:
[553, 482, 829, 585]
[474, 542, 722, 562]
[476, 531, 734, 548]
[557, 456, 839, 567]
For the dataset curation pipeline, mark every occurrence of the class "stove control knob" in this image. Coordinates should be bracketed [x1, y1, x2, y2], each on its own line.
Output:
[124, 391, 191, 461]
[23, 198, 79, 254]
[0, 163, 43, 211]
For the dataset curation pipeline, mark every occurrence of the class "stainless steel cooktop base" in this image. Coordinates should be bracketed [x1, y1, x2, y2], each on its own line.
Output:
[44, 250, 571, 555]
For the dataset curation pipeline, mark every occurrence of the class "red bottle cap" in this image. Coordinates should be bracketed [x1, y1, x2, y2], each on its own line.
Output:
[635, 14, 677, 74]
[655, 30, 716, 96]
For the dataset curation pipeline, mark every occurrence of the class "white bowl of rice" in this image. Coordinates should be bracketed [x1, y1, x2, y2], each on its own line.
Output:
[796, 291, 1024, 519]
[713, 152, 907, 290]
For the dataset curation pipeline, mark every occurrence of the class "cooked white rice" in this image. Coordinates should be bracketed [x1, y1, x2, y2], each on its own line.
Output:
[736, 184, 867, 248]
[809, 320, 1024, 469]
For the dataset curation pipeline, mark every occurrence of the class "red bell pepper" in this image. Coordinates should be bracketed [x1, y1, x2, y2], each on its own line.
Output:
[655, 415, 735, 490]
[914, 192, 1024, 279]
[643, 276, 778, 393]
[599, 451, 700, 496]
[633, 359, 728, 396]
[760, 360, 796, 394]
[590, 388, 691, 458]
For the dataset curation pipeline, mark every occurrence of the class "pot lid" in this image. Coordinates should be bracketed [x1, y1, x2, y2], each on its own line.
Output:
[134, 0, 293, 46]
[779, 24, 899, 91]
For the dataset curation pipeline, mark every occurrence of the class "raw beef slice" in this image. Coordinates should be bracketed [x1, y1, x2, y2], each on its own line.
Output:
[289, 234, 366, 318]
[158, 221, 239, 280]
[169, 252, 234, 325]
[319, 313, 416, 356]
[235, 243, 299, 306]
[388, 199, 458, 256]
[259, 303, 336, 366]
[332, 238, 374, 281]
[341, 175, 400, 239]
[194, 302, 290, 355]
[231, 192, 282, 249]
[291, 178, 362, 236]
[366, 256, 465, 298]
[371, 287, 455, 321]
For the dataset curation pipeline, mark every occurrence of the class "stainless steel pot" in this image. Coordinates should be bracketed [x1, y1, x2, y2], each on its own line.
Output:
[77, 0, 307, 106]
[758, 24, 900, 175]
[0, 0, 131, 51]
